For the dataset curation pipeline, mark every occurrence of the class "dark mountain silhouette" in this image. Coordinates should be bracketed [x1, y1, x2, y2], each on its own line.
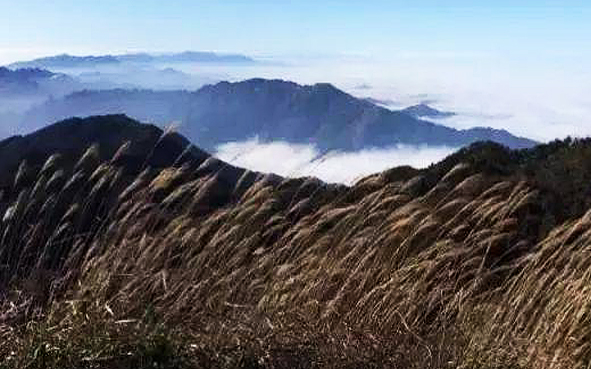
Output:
[22, 79, 537, 151]
[8, 51, 257, 69]
[0, 115, 193, 180]
[401, 103, 456, 119]
[0, 114, 279, 212]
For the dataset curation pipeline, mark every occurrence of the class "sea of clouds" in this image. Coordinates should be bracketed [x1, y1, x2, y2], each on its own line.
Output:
[215, 138, 457, 184]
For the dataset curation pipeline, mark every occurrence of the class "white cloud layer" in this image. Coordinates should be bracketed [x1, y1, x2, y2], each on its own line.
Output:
[214, 138, 457, 184]
[186, 55, 591, 143]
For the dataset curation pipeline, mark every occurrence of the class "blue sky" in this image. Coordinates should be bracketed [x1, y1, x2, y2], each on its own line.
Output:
[1, 1, 590, 62]
[1, 1, 591, 142]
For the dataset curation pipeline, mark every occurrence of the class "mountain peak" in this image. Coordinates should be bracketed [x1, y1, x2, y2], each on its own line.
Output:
[20, 78, 537, 152]
[0, 114, 211, 188]
[401, 103, 456, 119]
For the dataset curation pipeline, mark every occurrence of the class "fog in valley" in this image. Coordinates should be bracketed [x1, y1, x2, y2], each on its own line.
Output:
[215, 138, 457, 184]
[1, 51, 590, 185]
[2, 52, 590, 143]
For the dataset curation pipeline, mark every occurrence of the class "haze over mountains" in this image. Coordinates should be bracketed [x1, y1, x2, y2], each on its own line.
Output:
[1, 53, 539, 183]
[6, 52, 257, 92]
[0, 67, 72, 96]
[0, 67, 81, 137]
[2, 53, 536, 151]
[0, 51, 259, 127]
[5, 48, 591, 145]
[0, 67, 82, 100]
[8, 51, 258, 69]
[21, 79, 535, 151]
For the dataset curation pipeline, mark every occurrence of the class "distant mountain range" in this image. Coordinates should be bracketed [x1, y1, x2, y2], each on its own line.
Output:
[0, 67, 78, 96]
[7, 51, 258, 69]
[0, 67, 83, 138]
[22, 78, 537, 151]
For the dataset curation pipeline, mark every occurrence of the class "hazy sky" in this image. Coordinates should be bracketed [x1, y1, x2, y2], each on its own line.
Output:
[2, 1, 591, 142]
[1, 1, 590, 62]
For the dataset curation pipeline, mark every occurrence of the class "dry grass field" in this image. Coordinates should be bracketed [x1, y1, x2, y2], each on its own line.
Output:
[1, 116, 591, 368]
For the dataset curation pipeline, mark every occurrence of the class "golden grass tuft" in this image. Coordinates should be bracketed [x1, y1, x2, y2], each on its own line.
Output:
[1, 138, 591, 367]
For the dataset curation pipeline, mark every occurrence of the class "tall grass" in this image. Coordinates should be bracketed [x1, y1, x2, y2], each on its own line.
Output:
[1, 135, 591, 367]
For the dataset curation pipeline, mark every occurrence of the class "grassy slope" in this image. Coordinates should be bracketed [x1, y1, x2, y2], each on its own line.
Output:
[0, 117, 590, 368]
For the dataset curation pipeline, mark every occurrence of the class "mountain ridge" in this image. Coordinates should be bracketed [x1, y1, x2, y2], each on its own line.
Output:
[21, 78, 537, 151]
[0, 67, 76, 96]
[401, 103, 457, 119]
[7, 51, 258, 69]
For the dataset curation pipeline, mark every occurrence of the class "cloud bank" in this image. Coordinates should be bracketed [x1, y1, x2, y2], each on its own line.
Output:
[214, 138, 457, 184]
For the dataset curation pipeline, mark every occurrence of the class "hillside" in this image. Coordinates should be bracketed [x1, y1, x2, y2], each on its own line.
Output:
[0, 115, 203, 188]
[0, 115, 589, 368]
[21, 79, 536, 151]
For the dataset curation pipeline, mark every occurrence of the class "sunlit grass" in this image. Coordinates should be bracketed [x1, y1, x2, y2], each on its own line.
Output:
[1, 135, 591, 367]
